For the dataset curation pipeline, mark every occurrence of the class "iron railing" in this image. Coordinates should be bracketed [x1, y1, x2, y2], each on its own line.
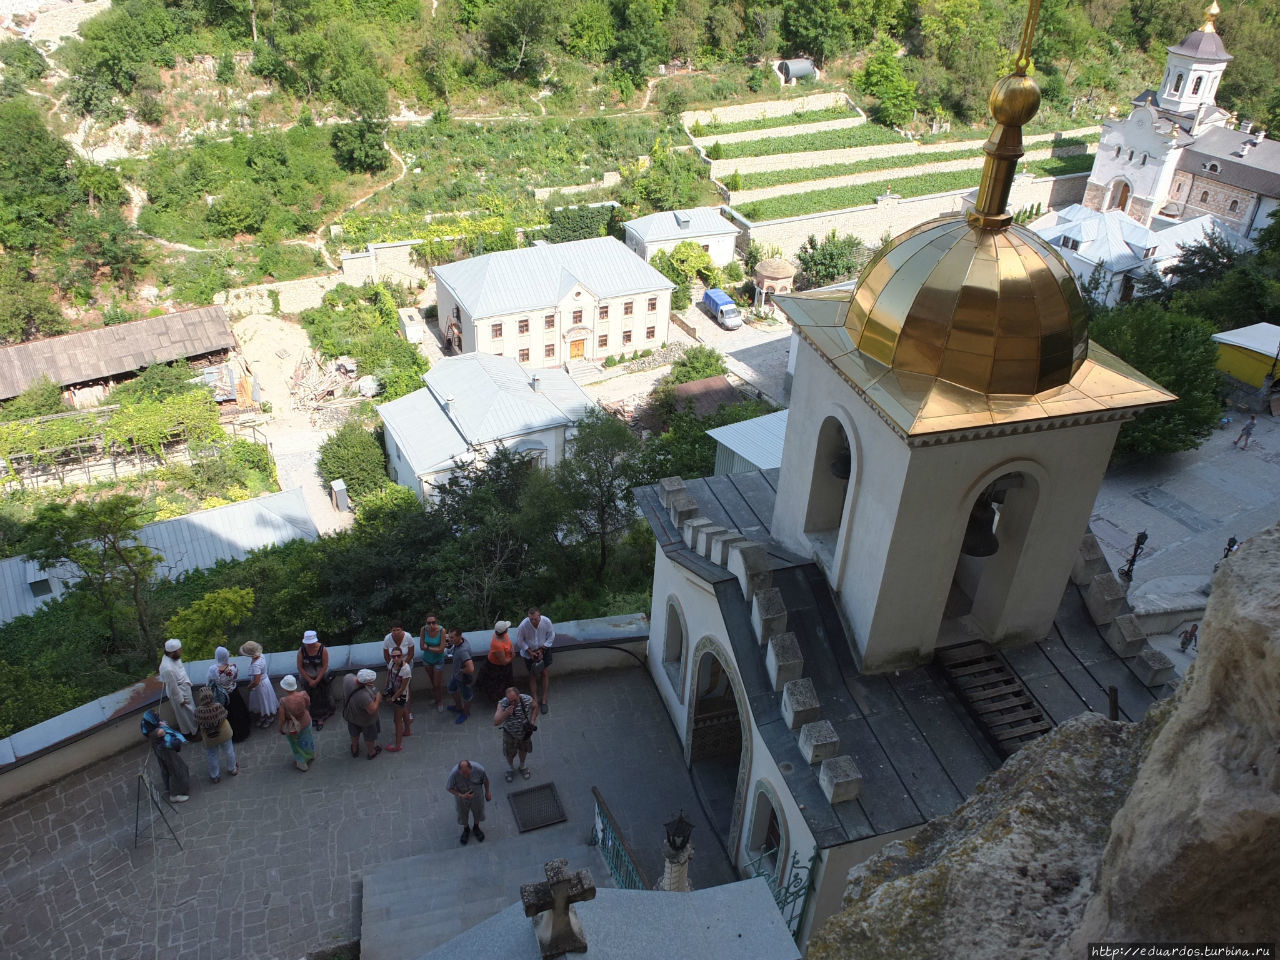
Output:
[588, 786, 652, 891]
[743, 846, 819, 940]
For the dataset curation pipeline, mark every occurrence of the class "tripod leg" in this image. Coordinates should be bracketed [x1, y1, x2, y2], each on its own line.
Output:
[134, 773, 144, 849]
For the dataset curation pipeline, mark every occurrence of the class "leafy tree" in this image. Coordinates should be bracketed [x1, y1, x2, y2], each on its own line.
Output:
[611, 0, 668, 84]
[0, 263, 66, 344]
[562, 0, 616, 62]
[641, 398, 776, 479]
[1160, 230, 1244, 295]
[1090, 301, 1221, 457]
[165, 587, 255, 660]
[857, 32, 918, 126]
[0, 39, 48, 82]
[0, 377, 69, 422]
[0, 100, 76, 252]
[616, 138, 705, 213]
[483, 0, 563, 79]
[332, 119, 390, 173]
[796, 230, 864, 288]
[317, 421, 389, 499]
[60, 208, 148, 294]
[555, 408, 644, 576]
[24, 495, 161, 653]
[783, 0, 850, 66]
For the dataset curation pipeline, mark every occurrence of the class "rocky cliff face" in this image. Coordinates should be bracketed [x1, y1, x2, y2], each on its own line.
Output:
[807, 525, 1280, 960]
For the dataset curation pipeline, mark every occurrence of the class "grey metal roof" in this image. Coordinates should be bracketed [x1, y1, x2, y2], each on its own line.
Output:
[0, 489, 319, 625]
[431, 237, 674, 321]
[707, 410, 789, 470]
[377, 354, 594, 476]
[1167, 28, 1232, 62]
[623, 207, 741, 245]
[1178, 127, 1280, 197]
[0, 307, 235, 401]
[1031, 204, 1240, 273]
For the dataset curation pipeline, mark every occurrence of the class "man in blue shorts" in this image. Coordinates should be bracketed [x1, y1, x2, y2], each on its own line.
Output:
[446, 628, 475, 724]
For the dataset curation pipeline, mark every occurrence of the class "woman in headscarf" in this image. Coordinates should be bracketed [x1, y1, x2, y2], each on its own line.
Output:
[195, 687, 237, 783]
[296, 630, 332, 729]
[207, 646, 252, 742]
[277, 675, 316, 772]
[240, 641, 279, 729]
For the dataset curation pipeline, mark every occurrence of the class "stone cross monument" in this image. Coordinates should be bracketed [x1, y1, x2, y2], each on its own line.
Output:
[521, 858, 597, 959]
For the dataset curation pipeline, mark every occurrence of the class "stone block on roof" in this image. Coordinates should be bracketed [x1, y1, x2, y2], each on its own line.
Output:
[751, 587, 787, 646]
[1129, 645, 1174, 687]
[657, 476, 686, 508]
[765, 632, 802, 691]
[710, 533, 748, 567]
[694, 524, 727, 558]
[1084, 573, 1129, 626]
[799, 720, 840, 764]
[1071, 532, 1110, 586]
[1105, 614, 1147, 658]
[682, 516, 714, 551]
[781, 678, 820, 730]
[819, 755, 862, 804]
[727, 540, 770, 602]
[668, 491, 699, 527]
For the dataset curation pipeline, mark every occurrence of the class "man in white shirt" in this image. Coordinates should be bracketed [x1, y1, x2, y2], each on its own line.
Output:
[157, 638, 197, 736]
[514, 607, 554, 715]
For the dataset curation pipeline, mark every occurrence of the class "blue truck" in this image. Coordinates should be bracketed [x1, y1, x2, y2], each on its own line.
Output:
[700, 288, 743, 330]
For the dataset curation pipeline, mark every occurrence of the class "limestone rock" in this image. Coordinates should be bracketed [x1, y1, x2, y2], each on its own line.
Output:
[1065, 526, 1280, 950]
[807, 712, 1156, 960]
[805, 525, 1280, 960]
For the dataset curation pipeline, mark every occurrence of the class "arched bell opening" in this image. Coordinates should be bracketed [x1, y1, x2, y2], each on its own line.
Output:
[804, 415, 854, 570]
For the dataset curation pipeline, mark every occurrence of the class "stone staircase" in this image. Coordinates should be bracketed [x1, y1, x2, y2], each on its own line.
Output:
[565, 358, 605, 386]
[657, 477, 864, 806]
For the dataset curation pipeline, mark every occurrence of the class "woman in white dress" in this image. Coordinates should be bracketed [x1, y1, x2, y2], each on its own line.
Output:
[239, 641, 279, 728]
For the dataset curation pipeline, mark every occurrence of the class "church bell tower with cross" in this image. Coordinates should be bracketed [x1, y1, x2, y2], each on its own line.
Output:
[770, 1, 1175, 673]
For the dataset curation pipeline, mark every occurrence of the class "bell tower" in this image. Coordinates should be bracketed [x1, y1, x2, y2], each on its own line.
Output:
[1156, 2, 1232, 130]
[771, 9, 1175, 673]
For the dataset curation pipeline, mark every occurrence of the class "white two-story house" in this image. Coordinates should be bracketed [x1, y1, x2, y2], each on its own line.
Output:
[431, 237, 676, 367]
[377, 353, 594, 500]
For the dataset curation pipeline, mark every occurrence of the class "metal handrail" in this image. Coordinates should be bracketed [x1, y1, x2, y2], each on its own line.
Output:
[588, 785, 652, 890]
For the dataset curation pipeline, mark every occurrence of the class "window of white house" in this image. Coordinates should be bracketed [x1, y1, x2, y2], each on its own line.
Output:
[491, 322, 502, 339]
[519, 348, 530, 362]
[518, 318, 529, 334]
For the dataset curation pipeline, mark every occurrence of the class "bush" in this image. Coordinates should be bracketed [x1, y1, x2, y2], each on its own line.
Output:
[724, 261, 744, 283]
[707, 141, 724, 160]
[317, 421, 389, 500]
[724, 171, 743, 191]
[216, 52, 235, 84]
[669, 345, 728, 385]
[603, 355, 619, 367]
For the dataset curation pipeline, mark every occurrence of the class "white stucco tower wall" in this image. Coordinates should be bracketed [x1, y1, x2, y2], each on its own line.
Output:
[771, 338, 1125, 673]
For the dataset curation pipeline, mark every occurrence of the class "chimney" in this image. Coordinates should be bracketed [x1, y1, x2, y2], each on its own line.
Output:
[531, 374, 542, 393]
[444, 396, 455, 415]
[1240, 119, 1254, 134]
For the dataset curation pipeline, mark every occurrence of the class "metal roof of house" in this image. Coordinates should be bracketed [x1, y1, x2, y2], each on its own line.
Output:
[0, 488, 319, 625]
[1177, 127, 1280, 198]
[1031, 204, 1240, 273]
[623, 207, 741, 244]
[430, 237, 674, 321]
[706, 410, 789, 471]
[377, 354, 594, 476]
[1211, 322, 1280, 357]
[0, 307, 235, 401]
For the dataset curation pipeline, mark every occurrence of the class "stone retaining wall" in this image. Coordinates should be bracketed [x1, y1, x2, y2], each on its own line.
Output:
[732, 172, 1089, 259]
[709, 126, 1098, 179]
[730, 142, 1097, 205]
[681, 92, 853, 129]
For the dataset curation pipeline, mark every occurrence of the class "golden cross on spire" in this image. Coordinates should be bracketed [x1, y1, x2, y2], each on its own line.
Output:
[1200, 1, 1221, 33]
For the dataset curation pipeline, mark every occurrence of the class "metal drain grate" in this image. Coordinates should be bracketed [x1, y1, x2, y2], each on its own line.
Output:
[508, 782, 567, 833]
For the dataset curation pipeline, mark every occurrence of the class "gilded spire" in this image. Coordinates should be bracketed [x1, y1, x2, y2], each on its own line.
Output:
[1199, 1, 1220, 32]
[968, 0, 1043, 229]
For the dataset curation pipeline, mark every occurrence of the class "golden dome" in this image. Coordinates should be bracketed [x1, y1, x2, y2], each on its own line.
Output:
[845, 215, 1089, 395]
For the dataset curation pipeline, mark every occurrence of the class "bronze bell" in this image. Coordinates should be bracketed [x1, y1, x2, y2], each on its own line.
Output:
[830, 448, 852, 480]
[961, 495, 1000, 557]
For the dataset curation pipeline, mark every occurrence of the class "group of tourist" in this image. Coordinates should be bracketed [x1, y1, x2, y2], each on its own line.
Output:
[145, 608, 556, 839]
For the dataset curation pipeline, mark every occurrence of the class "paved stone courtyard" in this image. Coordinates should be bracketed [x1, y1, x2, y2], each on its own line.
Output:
[1092, 412, 1280, 588]
[0, 667, 735, 960]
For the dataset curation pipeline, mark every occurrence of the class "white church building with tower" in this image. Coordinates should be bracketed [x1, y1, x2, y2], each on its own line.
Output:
[637, 22, 1180, 949]
[1081, 2, 1280, 241]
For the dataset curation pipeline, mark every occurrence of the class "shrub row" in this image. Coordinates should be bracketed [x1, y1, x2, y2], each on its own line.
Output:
[713, 123, 906, 159]
[691, 105, 854, 137]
